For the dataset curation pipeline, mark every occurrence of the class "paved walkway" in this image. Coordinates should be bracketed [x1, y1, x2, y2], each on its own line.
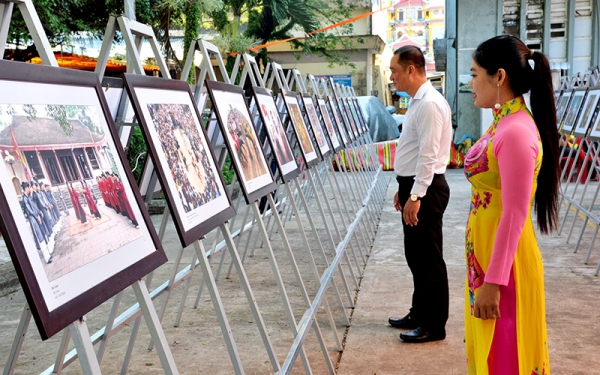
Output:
[1, 169, 600, 374]
[337, 169, 600, 374]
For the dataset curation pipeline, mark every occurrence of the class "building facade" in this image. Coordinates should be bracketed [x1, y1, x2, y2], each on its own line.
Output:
[0, 115, 110, 195]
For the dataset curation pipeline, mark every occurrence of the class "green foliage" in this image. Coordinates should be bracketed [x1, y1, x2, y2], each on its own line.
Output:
[242, 0, 360, 70]
[210, 6, 230, 31]
[22, 104, 37, 120]
[221, 155, 234, 185]
[126, 126, 148, 181]
[45, 105, 73, 136]
[183, 0, 200, 81]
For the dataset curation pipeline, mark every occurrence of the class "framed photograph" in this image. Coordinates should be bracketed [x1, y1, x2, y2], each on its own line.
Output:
[252, 86, 300, 183]
[316, 96, 343, 153]
[122, 74, 236, 247]
[301, 93, 331, 159]
[349, 97, 367, 135]
[0, 60, 167, 340]
[327, 96, 350, 148]
[332, 96, 356, 142]
[205, 80, 277, 204]
[352, 97, 369, 134]
[554, 91, 561, 108]
[556, 90, 572, 126]
[560, 88, 587, 135]
[573, 88, 600, 137]
[342, 98, 360, 139]
[459, 74, 473, 93]
[329, 81, 357, 143]
[281, 90, 320, 169]
[585, 98, 600, 140]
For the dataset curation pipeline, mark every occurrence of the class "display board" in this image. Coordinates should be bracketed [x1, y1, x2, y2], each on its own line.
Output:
[315, 96, 343, 153]
[351, 97, 369, 135]
[280, 90, 320, 169]
[560, 89, 585, 134]
[0, 60, 167, 340]
[251, 86, 300, 183]
[205, 80, 277, 204]
[122, 73, 236, 247]
[301, 93, 331, 159]
[573, 87, 600, 137]
[326, 96, 350, 148]
[343, 98, 361, 139]
[556, 89, 572, 127]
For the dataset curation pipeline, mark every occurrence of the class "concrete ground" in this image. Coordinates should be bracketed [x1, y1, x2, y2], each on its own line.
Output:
[338, 169, 600, 374]
[1, 169, 600, 374]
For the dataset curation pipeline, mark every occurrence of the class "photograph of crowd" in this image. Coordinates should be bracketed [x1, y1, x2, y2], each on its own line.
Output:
[0, 104, 144, 282]
[146, 103, 222, 213]
[317, 99, 341, 150]
[303, 97, 330, 155]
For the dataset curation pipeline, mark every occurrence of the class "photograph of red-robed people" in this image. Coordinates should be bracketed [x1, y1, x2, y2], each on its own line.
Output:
[0, 104, 142, 282]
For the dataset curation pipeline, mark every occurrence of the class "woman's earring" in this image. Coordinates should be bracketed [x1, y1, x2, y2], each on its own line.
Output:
[494, 84, 500, 109]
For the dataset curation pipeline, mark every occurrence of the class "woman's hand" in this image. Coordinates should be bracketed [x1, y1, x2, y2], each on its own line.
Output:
[474, 282, 501, 320]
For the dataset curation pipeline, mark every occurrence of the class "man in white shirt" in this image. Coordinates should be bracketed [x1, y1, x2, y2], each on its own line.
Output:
[387, 45, 452, 343]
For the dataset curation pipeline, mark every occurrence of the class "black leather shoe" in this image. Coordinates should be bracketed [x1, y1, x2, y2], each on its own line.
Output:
[388, 314, 419, 329]
[400, 327, 445, 343]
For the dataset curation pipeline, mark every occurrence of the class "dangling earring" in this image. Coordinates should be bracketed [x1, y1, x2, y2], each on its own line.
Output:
[494, 83, 500, 109]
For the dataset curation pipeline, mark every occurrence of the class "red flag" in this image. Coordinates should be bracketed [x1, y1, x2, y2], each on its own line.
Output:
[9, 125, 21, 162]
[9, 124, 30, 182]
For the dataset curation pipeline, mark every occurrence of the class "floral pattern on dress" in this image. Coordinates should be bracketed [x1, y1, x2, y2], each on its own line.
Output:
[464, 98, 522, 181]
[470, 191, 492, 215]
[531, 362, 548, 375]
[464, 137, 490, 178]
[465, 228, 484, 313]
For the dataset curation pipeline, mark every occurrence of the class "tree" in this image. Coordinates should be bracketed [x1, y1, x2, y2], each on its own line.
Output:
[242, 0, 360, 70]
[4, 0, 152, 61]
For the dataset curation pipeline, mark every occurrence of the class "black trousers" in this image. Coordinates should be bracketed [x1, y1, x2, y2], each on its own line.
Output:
[397, 174, 450, 332]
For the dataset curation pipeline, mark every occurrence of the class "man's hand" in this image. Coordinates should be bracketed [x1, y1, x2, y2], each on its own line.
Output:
[473, 282, 501, 320]
[393, 192, 402, 212]
[403, 199, 420, 226]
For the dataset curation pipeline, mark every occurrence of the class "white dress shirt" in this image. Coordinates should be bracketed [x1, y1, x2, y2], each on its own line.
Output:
[393, 80, 452, 198]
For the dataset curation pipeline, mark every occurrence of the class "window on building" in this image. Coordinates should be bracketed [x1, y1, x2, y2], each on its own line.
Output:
[550, 22, 566, 38]
[417, 8, 423, 19]
[434, 9, 439, 15]
[398, 10, 404, 21]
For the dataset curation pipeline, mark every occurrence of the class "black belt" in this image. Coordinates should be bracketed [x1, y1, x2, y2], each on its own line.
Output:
[396, 173, 445, 183]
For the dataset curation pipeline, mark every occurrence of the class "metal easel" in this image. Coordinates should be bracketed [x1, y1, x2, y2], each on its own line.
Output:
[2, 3, 172, 375]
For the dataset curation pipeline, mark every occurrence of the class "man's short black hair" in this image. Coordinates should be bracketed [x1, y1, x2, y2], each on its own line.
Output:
[394, 45, 426, 73]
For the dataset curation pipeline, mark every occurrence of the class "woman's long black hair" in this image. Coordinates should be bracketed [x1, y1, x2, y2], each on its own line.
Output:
[473, 35, 560, 234]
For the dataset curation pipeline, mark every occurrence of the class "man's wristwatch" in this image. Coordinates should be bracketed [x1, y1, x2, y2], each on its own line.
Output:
[410, 194, 421, 202]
